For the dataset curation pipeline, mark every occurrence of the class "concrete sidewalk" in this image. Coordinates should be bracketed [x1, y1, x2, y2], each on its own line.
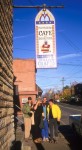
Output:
[22, 133, 70, 150]
[15, 125, 70, 150]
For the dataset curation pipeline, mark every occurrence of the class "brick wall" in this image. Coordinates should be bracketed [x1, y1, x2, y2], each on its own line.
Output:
[0, 0, 15, 149]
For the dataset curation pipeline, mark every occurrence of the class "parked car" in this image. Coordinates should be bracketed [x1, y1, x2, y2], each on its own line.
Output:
[69, 114, 82, 137]
[70, 96, 77, 102]
[56, 99, 60, 103]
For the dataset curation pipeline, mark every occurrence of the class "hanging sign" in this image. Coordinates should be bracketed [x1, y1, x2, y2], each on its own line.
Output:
[35, 8, 57, 68]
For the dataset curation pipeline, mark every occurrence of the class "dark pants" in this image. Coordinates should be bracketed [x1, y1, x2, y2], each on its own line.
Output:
[49, 118, 58, 140]
[33, 117, 42, 140]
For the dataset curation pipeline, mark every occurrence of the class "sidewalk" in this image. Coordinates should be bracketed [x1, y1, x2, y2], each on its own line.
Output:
[22, 133, 70, 150]
[15, 125, 70, 150]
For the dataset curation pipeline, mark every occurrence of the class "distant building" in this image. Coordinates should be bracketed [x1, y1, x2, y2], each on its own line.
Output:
[74, 83, 82, 97]
[36, 84, 43, 97]
[13, 59, 42, 116]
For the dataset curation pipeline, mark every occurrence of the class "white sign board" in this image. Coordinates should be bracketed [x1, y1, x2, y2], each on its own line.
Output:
[22, 98, 28, 104]
[35, 9, 57, 68]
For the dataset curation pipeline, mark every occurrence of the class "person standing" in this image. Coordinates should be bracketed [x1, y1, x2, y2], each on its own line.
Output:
[22, 97, 33, 142]
[47, 99, 61, 143]
[41, 97, 49, 141]
[33, 99, 43, 143]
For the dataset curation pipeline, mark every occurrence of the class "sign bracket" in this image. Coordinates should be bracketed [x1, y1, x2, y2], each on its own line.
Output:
[13, 4, 64, 9]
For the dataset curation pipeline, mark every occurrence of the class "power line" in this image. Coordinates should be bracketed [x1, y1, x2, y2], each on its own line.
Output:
[36, 75, 82, 79]
[14, 48, 34, 51]
[60, 32, 81, 53]
[58, 63, 82, 67]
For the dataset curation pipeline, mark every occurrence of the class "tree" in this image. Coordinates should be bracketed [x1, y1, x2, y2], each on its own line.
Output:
[43, 89, 55, 100]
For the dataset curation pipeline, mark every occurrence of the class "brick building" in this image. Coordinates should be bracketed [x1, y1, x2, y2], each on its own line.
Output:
[13, 59, 38, 116]
[0, 0, 15, 149]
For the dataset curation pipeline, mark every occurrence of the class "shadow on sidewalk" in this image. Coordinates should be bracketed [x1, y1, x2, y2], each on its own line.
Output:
[34, 143, 45, 150]
[10, 141, 22, 150]
[59, 125, 82, 150]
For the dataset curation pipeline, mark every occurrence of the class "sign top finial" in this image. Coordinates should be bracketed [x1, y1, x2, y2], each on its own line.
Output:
[43, 4, 46, 11]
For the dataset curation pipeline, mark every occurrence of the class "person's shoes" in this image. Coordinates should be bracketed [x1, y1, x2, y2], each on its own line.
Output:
[49, 139, 53, 143]
[54, 139, 58, 144]
[34, 139, 40, 143]
[53, 137, 58, 143]
[43, 138, 46, 142]
[38, 138, 42, 142]
[46, 138, 49, 142]
[34, 138, 42, 143]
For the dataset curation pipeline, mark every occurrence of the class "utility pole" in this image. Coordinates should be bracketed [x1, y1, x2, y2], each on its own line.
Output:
[70, 82, 72, 96]
[61, 77, 65, 97]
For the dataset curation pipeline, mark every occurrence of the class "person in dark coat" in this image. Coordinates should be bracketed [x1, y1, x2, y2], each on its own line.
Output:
[33, 99, 43, 143]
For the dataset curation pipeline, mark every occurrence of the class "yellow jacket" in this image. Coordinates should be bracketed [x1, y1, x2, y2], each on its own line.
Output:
[47, 104, 61, 120]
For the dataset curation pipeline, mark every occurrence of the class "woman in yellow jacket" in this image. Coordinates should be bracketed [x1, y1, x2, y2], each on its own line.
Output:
[47, 99, 61, 143]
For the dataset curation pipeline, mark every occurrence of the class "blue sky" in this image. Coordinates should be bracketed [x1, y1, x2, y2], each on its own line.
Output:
[13, 0, 82, 93]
